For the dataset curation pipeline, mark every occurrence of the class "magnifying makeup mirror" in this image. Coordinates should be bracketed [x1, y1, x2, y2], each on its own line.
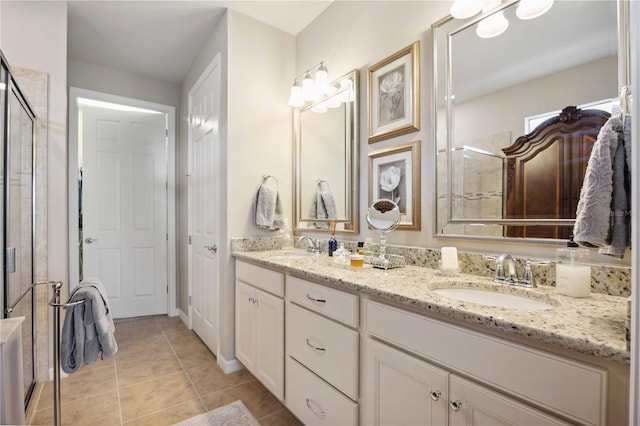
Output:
[366, 199, 400, 267]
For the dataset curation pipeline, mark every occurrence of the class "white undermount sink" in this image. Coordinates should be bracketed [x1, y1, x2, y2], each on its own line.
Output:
[269, 251, 310, 260]
[432, 287, 555, 310]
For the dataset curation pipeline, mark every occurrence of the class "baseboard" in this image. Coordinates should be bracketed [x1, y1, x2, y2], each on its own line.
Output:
[217, 353, 244, 374]
[178, 308, 190, 328]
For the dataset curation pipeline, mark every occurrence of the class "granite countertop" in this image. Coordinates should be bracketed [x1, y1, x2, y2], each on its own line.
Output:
[233, 249, 630, 364]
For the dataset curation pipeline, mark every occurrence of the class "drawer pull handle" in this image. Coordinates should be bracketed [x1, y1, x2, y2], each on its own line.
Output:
[430, 390, 441, 401]
[449, 400, 462, 412]
[306, 294, 326, 304]
[305, 398, 326, 418]
[306, 338, 326, 352]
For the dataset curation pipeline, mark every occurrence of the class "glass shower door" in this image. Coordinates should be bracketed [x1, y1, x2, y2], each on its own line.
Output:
[2, 60, 37, 408]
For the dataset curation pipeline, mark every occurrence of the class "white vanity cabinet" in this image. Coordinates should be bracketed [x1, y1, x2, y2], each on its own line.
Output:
[363, 299, 606, 426]
[285, 276, 360, 425]
[235, 261, 284, 400]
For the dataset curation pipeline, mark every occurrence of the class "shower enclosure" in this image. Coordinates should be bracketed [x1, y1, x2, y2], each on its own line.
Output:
[1, 50, 37, 410]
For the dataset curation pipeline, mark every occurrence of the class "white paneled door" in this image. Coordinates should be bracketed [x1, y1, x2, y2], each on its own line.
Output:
[82, 106, 168, 318]
[188, 55, 221, 354]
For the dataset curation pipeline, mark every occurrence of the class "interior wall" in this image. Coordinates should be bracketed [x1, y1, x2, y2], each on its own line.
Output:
[225, 9, 295, 362]
[67, 59, 181, 108]
[295, 0, 627, 262]
[1, 0, 68, 382]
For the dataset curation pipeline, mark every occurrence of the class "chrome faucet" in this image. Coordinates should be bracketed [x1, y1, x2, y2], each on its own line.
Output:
[489, 254, 549, 288]
[495, 254, 519, 284]
[298, 236, 321, 253]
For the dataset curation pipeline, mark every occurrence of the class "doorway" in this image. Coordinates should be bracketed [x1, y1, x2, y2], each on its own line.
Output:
[68, 88, 176, 318]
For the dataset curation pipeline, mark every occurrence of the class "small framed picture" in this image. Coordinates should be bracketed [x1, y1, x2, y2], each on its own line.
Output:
[368, 41, 420, 143]
[369, 141, 421, 230]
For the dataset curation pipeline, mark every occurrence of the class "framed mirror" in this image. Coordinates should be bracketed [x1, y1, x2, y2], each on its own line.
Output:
[433, 0, 628, 241]
[294, 69, 359, 233]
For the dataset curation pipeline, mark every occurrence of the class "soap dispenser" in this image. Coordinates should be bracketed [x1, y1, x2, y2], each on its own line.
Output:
[328, 220, 338, 256]
[555, 236, 591, 297]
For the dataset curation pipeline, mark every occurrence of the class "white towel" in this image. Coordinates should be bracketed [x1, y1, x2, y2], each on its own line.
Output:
[255, 184, 284, 231]
[573, 114, 631, 258]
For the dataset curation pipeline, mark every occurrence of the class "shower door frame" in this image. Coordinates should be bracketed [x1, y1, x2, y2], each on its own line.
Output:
[1, 50, 38, 411]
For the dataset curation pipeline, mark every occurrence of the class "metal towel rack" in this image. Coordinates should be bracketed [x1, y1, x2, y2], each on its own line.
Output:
[5, 281, 84, 426]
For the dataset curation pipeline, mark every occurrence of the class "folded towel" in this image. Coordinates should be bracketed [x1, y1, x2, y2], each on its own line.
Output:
[574, 115, 631, 258]
[61, 278, 117, 374]
[254, 183, 284, 231]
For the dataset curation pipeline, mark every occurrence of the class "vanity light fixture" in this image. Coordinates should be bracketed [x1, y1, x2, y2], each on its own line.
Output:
[449, 0, 554, 39]
[288, 61, 331, 107]
[516, 0, 554, 20]
[476, 1, 509, 38]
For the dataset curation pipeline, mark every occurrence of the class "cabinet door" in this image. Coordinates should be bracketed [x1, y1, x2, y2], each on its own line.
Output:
[256, 287, 284, 400]
[235, 280, 256, 371]
[448, 375, 568, 426]
[363, 338, 448, 426]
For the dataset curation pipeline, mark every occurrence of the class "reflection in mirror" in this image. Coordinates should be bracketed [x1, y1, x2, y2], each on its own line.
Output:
[433, 0, 626, 240]
[295, 69, 359, 233]
[366, 199, 400, 265]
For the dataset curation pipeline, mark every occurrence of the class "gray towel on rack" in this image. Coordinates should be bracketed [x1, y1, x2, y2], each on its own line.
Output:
[311, 190, 338, 229]
[61, 278, 117, 374]
[574, 115, 631, 258]
[254, 184, 284, 231]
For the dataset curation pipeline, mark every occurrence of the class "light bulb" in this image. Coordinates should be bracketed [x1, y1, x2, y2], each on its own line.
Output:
[476, 10, 509, 38]
[450, 0, 483, 19]
[516, 0, 554, 20]
[287, 84, 304, 107]
[302, 71, 317, 101]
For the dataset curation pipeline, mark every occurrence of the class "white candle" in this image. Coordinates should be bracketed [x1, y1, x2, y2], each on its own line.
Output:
[556, 264, 591, 297]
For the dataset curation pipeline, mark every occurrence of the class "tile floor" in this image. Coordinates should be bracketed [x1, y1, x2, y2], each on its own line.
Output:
[28, 315, 302, 425]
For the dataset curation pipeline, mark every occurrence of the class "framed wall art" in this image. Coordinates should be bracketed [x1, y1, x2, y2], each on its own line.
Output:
[368, 41, 420, 143]
[369, 141, 421, 230]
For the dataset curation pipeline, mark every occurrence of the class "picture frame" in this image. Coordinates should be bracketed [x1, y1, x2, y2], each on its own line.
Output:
[368, 41, 420, 143]
[369, 141, 421, 230]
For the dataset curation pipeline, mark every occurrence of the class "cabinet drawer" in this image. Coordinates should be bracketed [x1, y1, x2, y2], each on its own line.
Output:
[286, 356, 358, 426]
[286, 302, 359, 400]
[365, 300, 607, 426]
[287, 276, 359, 327]
[236, 260, 284, 297]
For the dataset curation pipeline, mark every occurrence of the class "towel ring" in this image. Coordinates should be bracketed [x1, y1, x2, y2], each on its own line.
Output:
[261, 174, 279, 188]
[316, 179, 331, 192]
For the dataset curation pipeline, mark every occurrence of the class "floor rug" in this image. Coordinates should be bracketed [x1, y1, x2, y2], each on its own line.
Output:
[174, 400, 260, 426]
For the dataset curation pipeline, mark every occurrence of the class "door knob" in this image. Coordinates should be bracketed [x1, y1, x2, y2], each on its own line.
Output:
[449, 400, 462, 412]
[430, 390, 442, 401]
[204, 245, 217, 253]
[85, 237, 98, 244]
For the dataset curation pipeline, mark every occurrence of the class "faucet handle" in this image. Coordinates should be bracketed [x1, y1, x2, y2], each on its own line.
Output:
[519, 259, 550, 288]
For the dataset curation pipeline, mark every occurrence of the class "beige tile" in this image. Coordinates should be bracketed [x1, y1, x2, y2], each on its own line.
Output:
[123, 398, 206, 426]
[37, 363, 117, 410]
[187, 363, 254, 395]
[116, 350, 183, 388]
[173, 344, 216, 370]
[167, 332, 209, 351]
[201, 380, 285, 420]
[258, 408, 304, 426]
[30, 390, 121, 426]
[115, 320, 164, 343]
[119, 371, 199, 420]
[115, 333, 172, 360]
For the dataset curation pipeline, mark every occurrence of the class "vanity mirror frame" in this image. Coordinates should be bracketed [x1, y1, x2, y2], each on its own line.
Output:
[294, 69, 359, 234]
[432, 0, 630, 242]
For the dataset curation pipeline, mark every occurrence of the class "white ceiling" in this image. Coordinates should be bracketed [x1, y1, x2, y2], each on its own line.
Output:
[67, 1, 333, 84]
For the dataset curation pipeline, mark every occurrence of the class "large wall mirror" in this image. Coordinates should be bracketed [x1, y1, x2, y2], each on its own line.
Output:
[433, 0, 629, 241]
[294, 69, 359, 233]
